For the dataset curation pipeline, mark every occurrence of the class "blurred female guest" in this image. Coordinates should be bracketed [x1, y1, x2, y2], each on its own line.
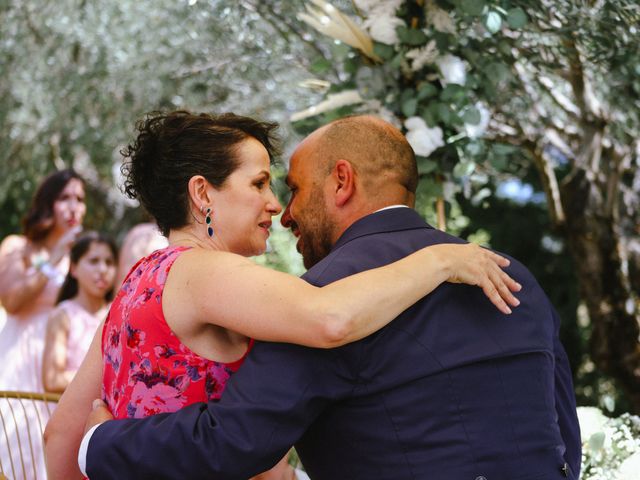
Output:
[43, 232, 117, 393]
[45, 111, 519, 479]
[114, 222, 167, 288]
[0, 168, 85, 391]
[0, 168, 85, 479]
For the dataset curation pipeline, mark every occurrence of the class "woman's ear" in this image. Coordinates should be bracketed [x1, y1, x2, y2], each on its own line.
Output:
[332, 159, 356, 208]
[187, 175, 215, 211]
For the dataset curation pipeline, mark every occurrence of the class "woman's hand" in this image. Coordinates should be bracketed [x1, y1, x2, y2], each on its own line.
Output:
[434, 243, 522, 315]
[49, 225, 82, 265]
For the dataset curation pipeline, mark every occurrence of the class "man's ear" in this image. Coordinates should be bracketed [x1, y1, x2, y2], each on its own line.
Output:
[332, 159, 356, 208]
[187, 175, 214, 210]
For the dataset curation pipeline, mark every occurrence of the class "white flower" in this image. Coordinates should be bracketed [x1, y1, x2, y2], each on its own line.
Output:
[464, 102, 491, 138]
[405, 39, 438, 72]
[356, 0, 403, 45]
[363, 13, 404, 45]
[404, 116, 444, 157]
[617, 452, 640, 480]
[355, 0, 402, 16]
[577, 407, 609, 442]
[290, 89, 363, 122]
[436, 54, 467, 86]
[426, 0, 456, 34]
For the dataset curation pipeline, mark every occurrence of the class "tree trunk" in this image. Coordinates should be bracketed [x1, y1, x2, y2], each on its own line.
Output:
[560, 167, 640, 413]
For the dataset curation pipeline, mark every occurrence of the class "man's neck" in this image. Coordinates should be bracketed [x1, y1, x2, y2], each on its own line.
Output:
[330, 202, 412, 246]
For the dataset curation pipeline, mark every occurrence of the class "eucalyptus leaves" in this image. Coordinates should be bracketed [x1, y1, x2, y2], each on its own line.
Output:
[294, 0, 533, 224]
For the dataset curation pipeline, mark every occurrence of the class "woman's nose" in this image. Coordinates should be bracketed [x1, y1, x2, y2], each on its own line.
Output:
[268, 191, 282, 215]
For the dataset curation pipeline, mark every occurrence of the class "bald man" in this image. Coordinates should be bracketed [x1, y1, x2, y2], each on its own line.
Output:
[82, 116, 580, 480]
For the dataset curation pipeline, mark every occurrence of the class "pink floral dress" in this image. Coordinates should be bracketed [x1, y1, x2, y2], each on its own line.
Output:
[102, 245, 253, 418]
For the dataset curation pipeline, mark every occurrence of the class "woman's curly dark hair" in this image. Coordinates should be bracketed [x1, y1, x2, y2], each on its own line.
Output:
[120, 110, 280, 236]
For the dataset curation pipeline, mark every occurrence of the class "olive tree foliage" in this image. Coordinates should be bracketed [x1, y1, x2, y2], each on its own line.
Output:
[0, 0, 317, 243]
[268, 0, 640, 411]
[2, 0, 639, 409]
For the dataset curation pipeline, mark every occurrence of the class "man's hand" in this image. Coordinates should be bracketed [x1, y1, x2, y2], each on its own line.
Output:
[85, 399, 114, 434]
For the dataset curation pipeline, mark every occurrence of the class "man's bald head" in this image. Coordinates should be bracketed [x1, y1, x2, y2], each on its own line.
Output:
[309, 115, 418, 195]
[282, 115, 419, 267]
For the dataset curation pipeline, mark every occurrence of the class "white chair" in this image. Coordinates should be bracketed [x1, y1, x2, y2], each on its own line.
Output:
[0, 390, 60, 480]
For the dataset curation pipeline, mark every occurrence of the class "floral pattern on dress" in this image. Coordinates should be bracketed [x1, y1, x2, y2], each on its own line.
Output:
[102, 246, 253, 419]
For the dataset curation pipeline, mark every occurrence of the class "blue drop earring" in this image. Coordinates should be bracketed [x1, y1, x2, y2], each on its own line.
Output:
[205, 208, 214, 237]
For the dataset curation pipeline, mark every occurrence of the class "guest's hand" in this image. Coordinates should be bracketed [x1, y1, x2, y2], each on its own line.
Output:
[85, 399, 114, 434]
[437, 243, 522, 314]
[50, 225, 83, 266]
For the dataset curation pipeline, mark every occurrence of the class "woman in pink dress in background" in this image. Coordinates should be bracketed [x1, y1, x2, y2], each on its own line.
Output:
[45, 111, 520, 480]
[0, 168, 85, 479]
[43, 232, 118, 394]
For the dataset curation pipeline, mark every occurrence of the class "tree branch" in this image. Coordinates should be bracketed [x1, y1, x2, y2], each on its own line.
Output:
[246, 0, 342, 83]
[535, 75, 581, 121]
[21, 3, 45, 45]
[562, 35, 602, 120]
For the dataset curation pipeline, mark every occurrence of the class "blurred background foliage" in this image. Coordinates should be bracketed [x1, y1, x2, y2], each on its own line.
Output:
[0, 0, 638, 413]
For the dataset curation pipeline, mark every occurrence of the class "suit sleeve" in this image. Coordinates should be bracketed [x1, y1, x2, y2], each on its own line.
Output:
[86, 341, 355, 480]
[551, 306, 582, 477]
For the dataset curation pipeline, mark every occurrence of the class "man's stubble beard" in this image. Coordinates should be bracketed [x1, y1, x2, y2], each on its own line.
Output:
[299, 190, 335, 270]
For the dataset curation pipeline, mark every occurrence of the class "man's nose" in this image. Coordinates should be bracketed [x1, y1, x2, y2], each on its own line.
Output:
[281, 203, 292, 228]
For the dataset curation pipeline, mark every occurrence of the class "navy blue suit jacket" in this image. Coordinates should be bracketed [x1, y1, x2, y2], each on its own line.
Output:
[87, 208, 581, 480]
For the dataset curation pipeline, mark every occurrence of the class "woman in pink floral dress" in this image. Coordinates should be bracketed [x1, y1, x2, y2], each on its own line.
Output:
[45, 111, 520, 480]
[101, 245, 251, 419]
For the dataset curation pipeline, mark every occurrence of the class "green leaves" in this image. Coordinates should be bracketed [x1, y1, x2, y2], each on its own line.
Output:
[483, 61, 511, 85]
[310, 57, 332, 74]
[397, 27, 428, 46]
[459, 0, 485, 16]
[482, 7, 528, 35]
[402, 97, 419, 117]
[417, 157, 439, 175]
[462, 106, 481, 125]
[417, 82, 438, 100]
[453, 160, 476, 178]
[373, 43, 395, 61]
[484, 11, 502, 34]
[506, 8, 528, 29]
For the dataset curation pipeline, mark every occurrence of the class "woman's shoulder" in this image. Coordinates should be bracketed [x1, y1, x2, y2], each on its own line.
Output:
[172, 246, 249, 270]
[55, 299, 80, 314]
[0, 234, 28, 257]
[47, 302, 71, 328]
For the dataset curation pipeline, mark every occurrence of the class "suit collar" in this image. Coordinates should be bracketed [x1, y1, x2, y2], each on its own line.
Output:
[332, 207, 433, 251]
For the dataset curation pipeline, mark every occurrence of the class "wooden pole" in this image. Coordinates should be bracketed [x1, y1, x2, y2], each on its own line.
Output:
[436, 197, 446, 231]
